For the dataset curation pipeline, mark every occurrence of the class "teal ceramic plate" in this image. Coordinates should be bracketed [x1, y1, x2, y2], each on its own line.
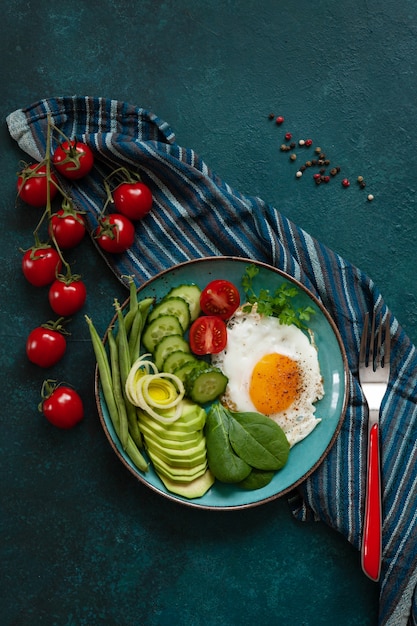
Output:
[95, 257, 349, 510]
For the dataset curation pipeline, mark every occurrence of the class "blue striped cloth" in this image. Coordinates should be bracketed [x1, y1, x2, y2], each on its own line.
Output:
[7, 96, 417, 626]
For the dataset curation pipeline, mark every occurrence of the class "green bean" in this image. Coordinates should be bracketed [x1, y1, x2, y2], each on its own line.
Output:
[115, 299, 145, 448]
[85, 315, 119, 433]
[107, 329, 129, 450]
[128, 308, 143, 365]
[126, 435, 149, 472]
[85, 315, 148, 472]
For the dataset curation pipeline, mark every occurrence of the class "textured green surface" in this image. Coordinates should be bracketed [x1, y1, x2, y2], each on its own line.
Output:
[4, 0, 417, 623]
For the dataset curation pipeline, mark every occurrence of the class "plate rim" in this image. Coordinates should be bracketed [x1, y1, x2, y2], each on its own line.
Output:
[95, 255, 350, 510]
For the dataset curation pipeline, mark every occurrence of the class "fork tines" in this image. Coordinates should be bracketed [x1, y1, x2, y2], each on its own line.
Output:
[360, 312, 391, 371]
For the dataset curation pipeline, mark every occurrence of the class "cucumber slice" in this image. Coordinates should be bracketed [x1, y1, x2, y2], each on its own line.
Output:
[153, 334, 190, 371]
[142, 315, 183, 353]
[185, 367, 228, 404]
[147, 296, 191, 332]
[163, 284, 201, 321]
[173, 359, 205, 383]
[162, 350, 197, 374]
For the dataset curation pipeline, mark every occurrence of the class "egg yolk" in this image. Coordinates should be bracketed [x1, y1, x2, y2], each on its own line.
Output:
[249, 353, 301, 414]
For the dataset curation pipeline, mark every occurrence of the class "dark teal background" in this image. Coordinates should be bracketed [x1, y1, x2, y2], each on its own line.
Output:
[3, 1, 416, 624]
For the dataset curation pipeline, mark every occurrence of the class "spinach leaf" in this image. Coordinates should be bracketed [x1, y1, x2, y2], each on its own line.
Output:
[238, 468, 275, 490]
[205, 403, 252, 483]
[229, 411, 290, 470]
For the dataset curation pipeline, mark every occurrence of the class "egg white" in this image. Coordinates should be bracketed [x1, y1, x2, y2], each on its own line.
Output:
[211, 307, 324, 447]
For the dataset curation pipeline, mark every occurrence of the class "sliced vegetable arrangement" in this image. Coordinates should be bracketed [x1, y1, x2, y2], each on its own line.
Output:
[85, 271, 313, 500]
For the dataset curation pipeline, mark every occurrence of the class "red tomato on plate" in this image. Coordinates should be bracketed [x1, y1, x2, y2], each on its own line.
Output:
[22, 246, 62, 287]
[26, 325, 67, 368]
[189, 315, 227, 355]
[41, 384, 84, 429]
[200, 279, 240, 320]
[113, 181, 153, 220]
[52, 140, 94, 180]
[17, 163, 58, 207]
[94, 213, 135, 253]
[48, 278, 87, 316]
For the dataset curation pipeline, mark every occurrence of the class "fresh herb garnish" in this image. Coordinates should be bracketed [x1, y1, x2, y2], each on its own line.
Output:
[242, 264, 315, 328]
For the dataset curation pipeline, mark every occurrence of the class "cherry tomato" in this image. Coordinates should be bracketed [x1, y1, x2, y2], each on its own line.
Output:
[17, 164, 58, 207]
[41, 384, 84, 429]
[189, 315, 227, 355]
[48, 278, 87, 316]
[26, 324, 67, 368]
[22, 246, 62, 287]
[49, 208, 86, 249]
[113, 181, 153, 220]
[200, 279, 240, 320]
[94, 214, 135, 253]
[52, 140, 94, 180]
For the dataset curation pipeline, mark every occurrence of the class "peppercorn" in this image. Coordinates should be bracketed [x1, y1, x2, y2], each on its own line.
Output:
[319, 153, 326, 160]
[324, 160, 330, 166]
[359, 181, 366, 189]
[357, 175, 364, 183]
[299, 165, 306, 172]
[290, 153, 297, 161]
[276, 116, 284, 125]
[315, 147, 322, 154]
[305, 139, 313, 147]
[330, 168, 338, 176]
[268, 113, 275, 120]
[315, 177, 322, 185]
[342, 178, 350, 188]
[367, 194, 374, 201]
[296, 171, 303, 178]
[305, 160, 312, 167]
[290, 142, 296, 149]
[323, 175, 330, 183]
[280, 144, 290, 152]
[285, 132, 292, 141]
[313, 173, 321, 180]
[299, 139, 305, 146]
[311, 159, 317, 166]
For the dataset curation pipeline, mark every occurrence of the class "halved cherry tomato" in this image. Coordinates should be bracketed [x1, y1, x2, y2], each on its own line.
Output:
[189, 315, 227, 355]
[113, 181, 153, 220]
[26, 323, 67, 368]
[40, 382, 84, 429]
[17, 163, 58, 207]
[22, 246, 62, 287]
[200, 279, 240, 320]
[49, 207, 86, 249]
[52, 140, 94, 180]
[48, 278, 87, 316]
[94, 213, 135, 253]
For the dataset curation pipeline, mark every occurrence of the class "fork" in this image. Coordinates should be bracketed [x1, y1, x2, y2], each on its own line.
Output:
[358, 312, 391, 581]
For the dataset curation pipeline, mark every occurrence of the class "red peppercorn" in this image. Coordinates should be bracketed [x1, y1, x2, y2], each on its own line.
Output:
[305, 139, 313, 147]
[342, 178, 350, 188]
[313, 173, 321, 180]
[285, 132, 292, 141]
[275, 116, 284, 125]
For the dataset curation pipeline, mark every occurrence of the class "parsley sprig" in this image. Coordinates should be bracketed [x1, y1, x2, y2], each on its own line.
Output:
[241, 264, 315, 329]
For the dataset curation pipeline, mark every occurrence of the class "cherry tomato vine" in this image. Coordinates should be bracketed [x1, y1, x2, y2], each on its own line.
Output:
[16, 114, 154, 428]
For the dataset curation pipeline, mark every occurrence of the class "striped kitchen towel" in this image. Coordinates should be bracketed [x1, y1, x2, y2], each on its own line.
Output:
[7, 96, 417, 626]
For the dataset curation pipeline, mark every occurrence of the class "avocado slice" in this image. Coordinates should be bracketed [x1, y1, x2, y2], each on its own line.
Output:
[145, 437, 207, 468]
[139, 421, 202, 449]
[138, 403, 206, 434]
[148, 450, 208, 482]
[158, 469, 215, 498]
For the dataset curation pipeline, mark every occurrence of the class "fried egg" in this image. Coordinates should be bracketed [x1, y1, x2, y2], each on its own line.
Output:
[211, 307, 324, 446]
